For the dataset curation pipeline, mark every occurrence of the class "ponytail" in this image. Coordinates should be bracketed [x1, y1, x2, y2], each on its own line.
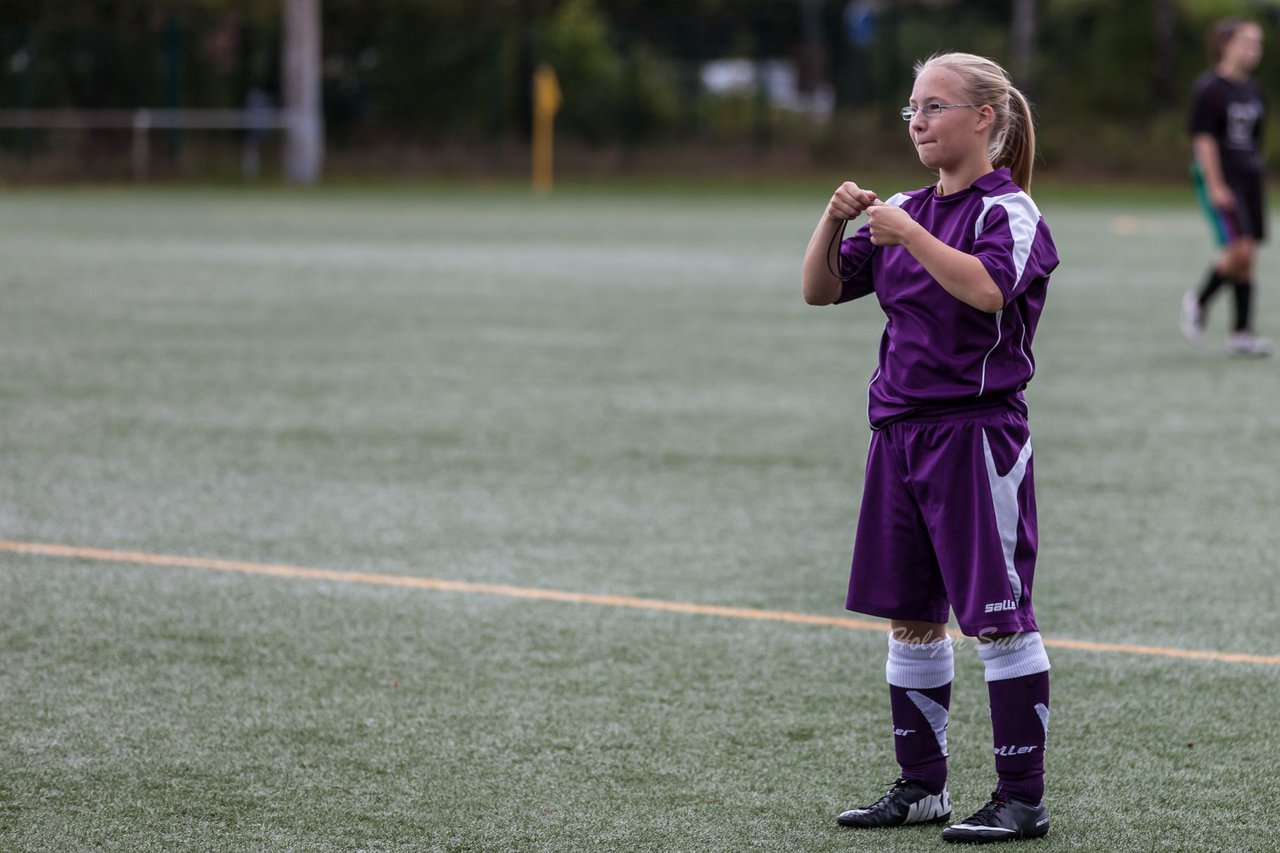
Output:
[996, 85, 1036, 192]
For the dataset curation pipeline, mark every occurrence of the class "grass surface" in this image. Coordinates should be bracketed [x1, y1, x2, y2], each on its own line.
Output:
[1, 183, 1278, 851]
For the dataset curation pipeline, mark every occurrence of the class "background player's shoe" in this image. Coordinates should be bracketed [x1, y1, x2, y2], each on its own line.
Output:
[837, 778, 951, 828]
[1225, 331, 1274, 357]
[942, 794, 1049, 844]
[1181, 291, 1205, 344]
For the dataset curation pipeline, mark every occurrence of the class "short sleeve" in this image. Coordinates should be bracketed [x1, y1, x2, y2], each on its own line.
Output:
[972, 193, 1059, 305]
[1189, 80, 1224, 137]
[834, 223, 875, 304]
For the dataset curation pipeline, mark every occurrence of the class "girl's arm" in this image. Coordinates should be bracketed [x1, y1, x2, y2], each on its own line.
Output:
[1192, 134, 1236, 209]
[802, 182, 878, 305]
[865, 204, 1005, 313]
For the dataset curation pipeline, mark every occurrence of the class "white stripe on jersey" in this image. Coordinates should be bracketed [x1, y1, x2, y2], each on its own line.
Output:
[977, 309, 1003, 397]
[1016, 316, 1033, 375]
[866, 367, 882, 431]
[975, 191, 1042, 287]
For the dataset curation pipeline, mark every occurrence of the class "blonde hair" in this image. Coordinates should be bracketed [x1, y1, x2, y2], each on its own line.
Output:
[914, 52, 1036, 192]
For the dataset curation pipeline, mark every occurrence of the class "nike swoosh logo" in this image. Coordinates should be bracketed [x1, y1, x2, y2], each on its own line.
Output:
[953, 825, 1016, 834]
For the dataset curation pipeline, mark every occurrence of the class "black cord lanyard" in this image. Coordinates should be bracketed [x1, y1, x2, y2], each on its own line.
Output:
[826, 217, 878, 283]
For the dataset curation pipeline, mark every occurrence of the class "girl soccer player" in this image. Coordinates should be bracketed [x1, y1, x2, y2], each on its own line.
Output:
[1183, 17, 1273, 356]
[801, 53, 1059, 843]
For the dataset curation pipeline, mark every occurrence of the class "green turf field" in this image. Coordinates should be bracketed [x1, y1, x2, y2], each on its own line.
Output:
[1, 183, 1277, 851]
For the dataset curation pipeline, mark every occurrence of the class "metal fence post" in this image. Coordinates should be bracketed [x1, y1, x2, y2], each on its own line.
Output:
[283, 0, 323, 184]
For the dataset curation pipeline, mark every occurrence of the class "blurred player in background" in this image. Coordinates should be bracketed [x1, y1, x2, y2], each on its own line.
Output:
[1184, 18, 1273, 356]
[801, 52, 1059, 844]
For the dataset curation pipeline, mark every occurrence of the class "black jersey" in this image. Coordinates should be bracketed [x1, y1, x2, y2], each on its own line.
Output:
[1189, 71, 1266, 179]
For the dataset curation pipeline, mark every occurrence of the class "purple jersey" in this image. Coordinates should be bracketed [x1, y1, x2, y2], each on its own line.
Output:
[835, 168, 1059, 428]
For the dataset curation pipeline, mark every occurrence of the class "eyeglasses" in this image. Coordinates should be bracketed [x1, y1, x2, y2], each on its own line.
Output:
[900, 103, 981, 121]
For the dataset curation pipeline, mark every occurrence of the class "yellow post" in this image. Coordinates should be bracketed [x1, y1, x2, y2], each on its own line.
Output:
[532, 64, 562, 194]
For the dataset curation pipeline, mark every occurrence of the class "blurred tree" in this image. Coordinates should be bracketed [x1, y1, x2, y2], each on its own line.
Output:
[3, 0, 1278, 173]
[1154, 0, 1178, 107]
[542, 0, 625, 143]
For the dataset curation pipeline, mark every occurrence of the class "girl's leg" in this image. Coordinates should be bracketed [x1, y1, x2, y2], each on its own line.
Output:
[887, 621, 951, 795]
[1185, 261, 1228, 342]
[940, 633, 1051, 843]
[1197, 258, 1231, 307]
[1186, 210, 1249, 343]
[1227, 238, 1256, 333]
[890, 620, 948, 644]
[978, 632, 1051, 806]
[1221, 238, 1272, 354]
[838, 621, 954, 829]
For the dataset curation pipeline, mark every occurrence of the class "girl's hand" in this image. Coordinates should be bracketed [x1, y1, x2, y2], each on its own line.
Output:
[1210, 183, 1236, 210]
[826, 182, 879, 222]
[866, 203, 920, 247]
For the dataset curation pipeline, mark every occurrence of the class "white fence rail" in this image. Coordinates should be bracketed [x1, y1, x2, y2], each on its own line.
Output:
[0, 109, 294, 179]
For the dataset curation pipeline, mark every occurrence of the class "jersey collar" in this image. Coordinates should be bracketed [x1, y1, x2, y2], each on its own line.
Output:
[931, 167, 1012, 199]
[972, 167, 1013, 192]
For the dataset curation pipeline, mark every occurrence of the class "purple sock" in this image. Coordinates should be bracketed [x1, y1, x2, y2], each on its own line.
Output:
[980, 634, 1051, 806]
[889, 683, 951, 794]
[886, 635, 953, 795]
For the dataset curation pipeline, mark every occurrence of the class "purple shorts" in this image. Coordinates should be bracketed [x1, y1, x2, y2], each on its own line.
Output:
[846, 407, 1040, 637]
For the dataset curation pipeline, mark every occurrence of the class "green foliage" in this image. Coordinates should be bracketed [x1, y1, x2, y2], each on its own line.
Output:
[541, 0, 682, 144]
[6, 0, 1280, 169]
[1178, 0, 1264, 22]
[543, 0, 626, 143]
[1041, 0, 1160, 117]
[626, 44, 683, 142]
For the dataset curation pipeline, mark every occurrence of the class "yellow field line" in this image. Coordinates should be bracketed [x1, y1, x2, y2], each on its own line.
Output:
[2, 539, 1278, 667]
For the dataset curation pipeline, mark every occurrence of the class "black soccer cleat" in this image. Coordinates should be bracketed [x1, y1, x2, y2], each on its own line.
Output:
[942, 793, 1049, 843]
[837, 777, 952, 828]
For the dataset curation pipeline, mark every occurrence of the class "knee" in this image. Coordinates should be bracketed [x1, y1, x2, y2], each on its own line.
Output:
[890, 621, 949, 645]
[1226, 242, 1256, 278]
